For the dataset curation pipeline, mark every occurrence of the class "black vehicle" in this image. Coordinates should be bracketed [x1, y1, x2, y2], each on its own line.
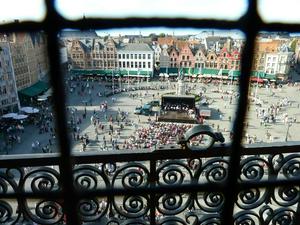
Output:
[148, 100, 160, 107]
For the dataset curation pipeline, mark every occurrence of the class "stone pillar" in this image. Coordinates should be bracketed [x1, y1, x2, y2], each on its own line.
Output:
[177, 79, 185, 95]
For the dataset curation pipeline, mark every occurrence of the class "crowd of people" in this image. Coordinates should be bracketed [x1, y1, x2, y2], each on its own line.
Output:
[126, 122, 193, 149]
[2, 72, 300, 154]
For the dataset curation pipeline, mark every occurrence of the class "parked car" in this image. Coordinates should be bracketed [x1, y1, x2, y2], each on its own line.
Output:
[134, 106, 142, 114]
[148, 100, 160, 107]
[141, 104, 153, 116]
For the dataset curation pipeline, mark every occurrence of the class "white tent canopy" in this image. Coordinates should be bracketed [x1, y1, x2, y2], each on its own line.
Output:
[1, 113, 18, 118]
[13, 114, 28, 120]
[37, 95, 48, 101]
[20, 107, 39, 114]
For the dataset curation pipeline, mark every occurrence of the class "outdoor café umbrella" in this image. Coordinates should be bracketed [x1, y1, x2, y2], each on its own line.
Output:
[13, 114, 28, 120]
[37, 95, 48, 101]
[1, 113, 18, 118]
[20, 107, 39, 114]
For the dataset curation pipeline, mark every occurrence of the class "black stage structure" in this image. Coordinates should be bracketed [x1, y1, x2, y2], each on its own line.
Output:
[158, 95, 198, 123]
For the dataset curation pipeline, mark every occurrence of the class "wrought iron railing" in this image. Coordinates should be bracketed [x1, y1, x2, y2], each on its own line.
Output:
[1, 0, 300, 224]
[1, 143, 300, 224]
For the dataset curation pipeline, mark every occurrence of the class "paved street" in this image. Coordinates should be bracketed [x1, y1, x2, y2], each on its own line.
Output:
[2, 75, 300, 155]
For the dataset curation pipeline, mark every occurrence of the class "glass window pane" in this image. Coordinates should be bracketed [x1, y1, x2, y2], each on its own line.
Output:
[0, 0, 46, 24]
[60, 28, 245, 153]
[56, 0, 248, 20]
[258, 0, 300, 23]
[244, 32, 299, 145]
[0, 32, 59, 155]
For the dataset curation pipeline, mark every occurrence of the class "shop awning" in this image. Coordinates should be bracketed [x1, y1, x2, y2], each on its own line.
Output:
[201, 68, 219, 75]
[264, 73, 276, 80]
[159, 67, 178, 74]
[18, 81, 49, 97]
[250, 77, 264, 83]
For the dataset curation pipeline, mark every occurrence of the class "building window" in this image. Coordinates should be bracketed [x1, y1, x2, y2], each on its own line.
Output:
[126, 54, 129, 59]
[143, 54, 146, 59]
[139, 54, 141, 59]
[148, 54, 151, 59]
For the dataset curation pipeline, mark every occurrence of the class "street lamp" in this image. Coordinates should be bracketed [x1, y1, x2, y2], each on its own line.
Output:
[118, 69, 122, 91]
[112, 69, 114, 94]
[285, 122, 292, 142]
[127, 70, 130, 89]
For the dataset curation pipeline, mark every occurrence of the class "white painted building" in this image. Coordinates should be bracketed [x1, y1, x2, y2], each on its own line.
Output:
[264, 44, 293, 76]
[117, 43, 154, 76]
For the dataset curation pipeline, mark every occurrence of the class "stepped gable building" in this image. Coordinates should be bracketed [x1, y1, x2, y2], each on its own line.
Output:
[193, 46, 206, 69]
[59, 30, 98, 56]
[178, 42, 195, 68]
[69, 39, 91, 69]
[168, 45, 179, 68]
[229, 48, 242, 71]
[69, 37, 118, 70]
[205, 50, 218, 69]
[0, 37, 19, 114]
[217, 47, 241, 70]
[4, 32, 49, 90]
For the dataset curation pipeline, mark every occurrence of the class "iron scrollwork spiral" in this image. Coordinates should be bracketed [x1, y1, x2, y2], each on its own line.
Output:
[196, 158, 228, 184]
[73, 164, 111, 190]
[195, 192, 224, 214]
[0, 200, 15, 224]
[157, 160, 193, 186]
[260, 206, 295, 225]
[240, 156, 269, 182]
[20, 167, 60, 193]
[111, 163, 149, 219]
[78, 198, 108, 222]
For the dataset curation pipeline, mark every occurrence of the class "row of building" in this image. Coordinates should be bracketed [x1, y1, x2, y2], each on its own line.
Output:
[61, 31, 295, 80]
[0, 30, 299, 115]
[0, 32, 49, 114]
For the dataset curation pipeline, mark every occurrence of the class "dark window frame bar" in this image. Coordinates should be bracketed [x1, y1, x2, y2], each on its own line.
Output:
[0, 0, 300, 224]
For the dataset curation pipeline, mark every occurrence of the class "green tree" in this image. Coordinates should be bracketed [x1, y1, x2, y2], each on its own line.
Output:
[290, 39, 297, 52]
[149, 33, 158, 41]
